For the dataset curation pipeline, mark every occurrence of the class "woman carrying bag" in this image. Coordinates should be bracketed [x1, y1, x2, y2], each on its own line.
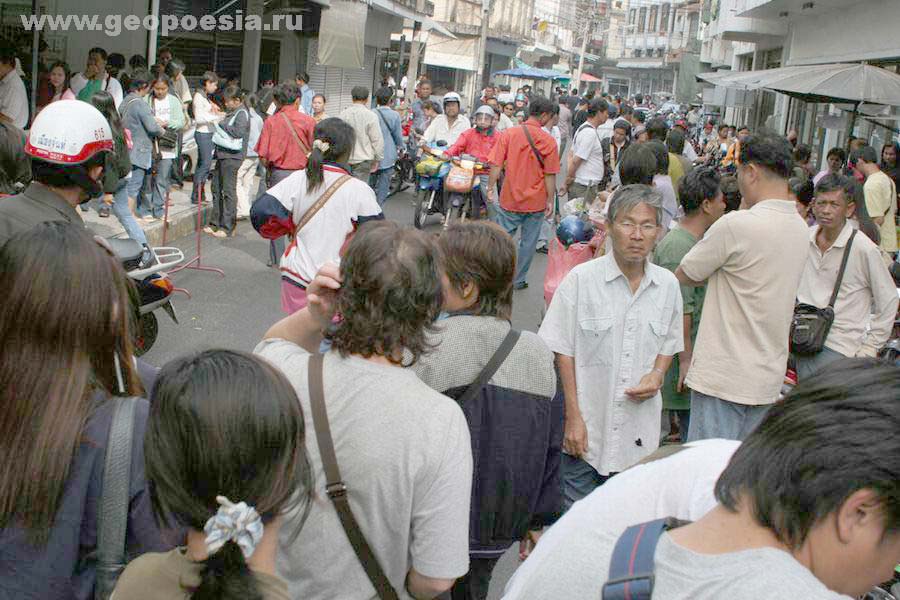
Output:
[146, 73, 185, 220]
[205, 86, 249, 238]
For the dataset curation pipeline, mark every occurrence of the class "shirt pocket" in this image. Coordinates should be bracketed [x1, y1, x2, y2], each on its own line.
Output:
[578, 316, 614, 367]
[642, 319, 670, 367]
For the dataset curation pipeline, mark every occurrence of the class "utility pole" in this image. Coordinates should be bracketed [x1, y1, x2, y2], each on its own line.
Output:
[573, 6, 593, 95]
[474, 0, 490, 109]
[404, 21, 423, 103]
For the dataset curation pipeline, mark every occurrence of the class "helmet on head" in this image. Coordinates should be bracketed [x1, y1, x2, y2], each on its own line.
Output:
[556, 215, 594, 248]
[25, 100, 113, 165]
[443, 91, 461, 107]
[473, 105, 495, 124]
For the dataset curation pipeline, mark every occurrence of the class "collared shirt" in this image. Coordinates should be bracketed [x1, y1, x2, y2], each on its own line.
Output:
[255, 105, 316, 171]
[489, 118, 560, 213]
[797, 222, 899, 358]
[495, 112, 514, 132]
[70, 71, 123, 108]
[338, 103, 384, 165]
[374, 105, 404, 170]
[423, 113, 470, 147]
[571, 122, 605, 186]
[863, 170, 898, 252]
[538, 255, 683, 475]
[680, 200, 810, 406]
[0, 67, 28, 129]
[0, 182, 85, 246]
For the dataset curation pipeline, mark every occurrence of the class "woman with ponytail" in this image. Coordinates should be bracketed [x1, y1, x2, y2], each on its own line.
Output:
[251, 117, 385, 314]
[112, 349, 313, 600]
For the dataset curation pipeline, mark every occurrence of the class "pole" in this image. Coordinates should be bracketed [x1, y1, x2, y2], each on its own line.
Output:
[148, 0, 160, 64]
[574, 17, 592, 95]
[474, 0, 489, 109]
[404, 21, 423, 104]
[396, 34, 405, 96]
[29, 0, 39, 126]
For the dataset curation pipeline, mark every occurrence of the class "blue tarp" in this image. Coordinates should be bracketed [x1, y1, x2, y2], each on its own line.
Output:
[492, 66, 563, 80]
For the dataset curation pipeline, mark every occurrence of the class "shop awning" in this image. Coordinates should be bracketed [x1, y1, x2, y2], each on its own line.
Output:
[581, 73, 602, 83]
[616, 59, 665, 69]
[367, 0, 455, 38]
[423, 32, 477, 71]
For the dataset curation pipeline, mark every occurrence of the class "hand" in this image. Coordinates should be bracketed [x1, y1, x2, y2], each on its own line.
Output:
[544, 201, 555, 219]
[370, 162, 379, 173]
[306, 262, 342, 328]
[486, 186, 496, 201]
[557, 185, 567, 197]
[625, 370, 664, 402]
[518, 529, 542, 561]
[676, 353, 691, 393]
[563, 414, 588, 457]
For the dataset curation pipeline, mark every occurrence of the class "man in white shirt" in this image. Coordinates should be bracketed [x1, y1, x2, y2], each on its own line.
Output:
[423, 92, 470, 147]
[338, 85, 384, 181]
[676, 132, 810, 441]
[560, 97, 609, 204]
[503, 359, 900, 600]
[539, 185, 683, 508]
[794, 174, 898, 380]
[70, 47, 124, 108]
[0, 40, 28, 129]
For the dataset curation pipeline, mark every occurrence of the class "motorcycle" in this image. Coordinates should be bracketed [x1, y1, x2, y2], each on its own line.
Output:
[107, 238, 185, 356]
[412, 140, 451, 229]
[442, 154, 486, 229]
[389, 141, 415, 198]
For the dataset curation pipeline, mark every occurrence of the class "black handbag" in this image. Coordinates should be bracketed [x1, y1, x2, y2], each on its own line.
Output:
[790, 229, 856, 355]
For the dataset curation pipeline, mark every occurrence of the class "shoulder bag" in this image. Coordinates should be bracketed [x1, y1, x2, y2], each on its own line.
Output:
[150, 98, 179, 150]
[521, 124, 545, 170]
[456, 328, 521, 407]
[212, 108, 246, 151]
[281, 111, 311, 156]
[293, 174, 352, 236]
[601, 517, 689, 600]
[307, 354, 400, 600]
[790, 229, 857, 355]
[94, 396, 138, 600]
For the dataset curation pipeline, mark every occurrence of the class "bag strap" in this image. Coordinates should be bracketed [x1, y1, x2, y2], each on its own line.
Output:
[307, 354, 399, 600]
[521, 124, 545, 170]
[94, 396, 137, 600]
[294, 174, 352, 235]
[602, 517, 684, 600]
[281, 111, 311, 156]
[457, 328, 520, 408]
[828, 229, 857, 308]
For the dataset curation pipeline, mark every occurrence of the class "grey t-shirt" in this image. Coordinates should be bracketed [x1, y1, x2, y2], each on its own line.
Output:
[255, 340, 473, 600]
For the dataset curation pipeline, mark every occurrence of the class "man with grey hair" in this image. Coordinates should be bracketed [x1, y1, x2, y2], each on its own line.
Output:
[539, 184, 684, 507]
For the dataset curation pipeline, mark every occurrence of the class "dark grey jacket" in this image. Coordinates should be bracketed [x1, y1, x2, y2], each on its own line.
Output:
[120, 92, 163, 170]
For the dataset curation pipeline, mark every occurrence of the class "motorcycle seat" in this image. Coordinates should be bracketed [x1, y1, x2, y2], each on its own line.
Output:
[107, 238, 144, 270]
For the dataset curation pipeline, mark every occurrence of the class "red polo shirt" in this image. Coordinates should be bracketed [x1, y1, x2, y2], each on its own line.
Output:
[488, 118, 560, 213]
[255, 105, 316, 171]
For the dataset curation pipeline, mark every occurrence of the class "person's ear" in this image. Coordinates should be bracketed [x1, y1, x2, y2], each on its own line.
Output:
[462, 281, 478, 302]
[835, 488, 884, 545]
[844, 201, 856, 220]
[88, 164, 104, 181]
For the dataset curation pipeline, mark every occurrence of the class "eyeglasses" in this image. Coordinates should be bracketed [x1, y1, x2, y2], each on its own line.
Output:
[616, 221, 658, 236]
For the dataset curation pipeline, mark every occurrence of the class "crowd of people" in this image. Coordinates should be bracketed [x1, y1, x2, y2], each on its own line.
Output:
[0, 37, 899, 600]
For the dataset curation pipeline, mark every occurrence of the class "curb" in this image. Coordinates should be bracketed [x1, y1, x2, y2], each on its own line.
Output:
[117, 203, 214, 246]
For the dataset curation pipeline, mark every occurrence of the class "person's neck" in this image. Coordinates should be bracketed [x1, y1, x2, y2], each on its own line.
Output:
[446, 114, 457, 125]
[45, 184, 84, 208]
[185, 522, 279, 577]
[612, 250, 646, 291]
[355, 352, 401, 367]
[668, 503, 793, 558]
[353, 100, 367, 106]
[817, 220, 845, 251]
[679, 212, 708, 239]
[862, 164, 879, 178]
[745, 181, 790, 206]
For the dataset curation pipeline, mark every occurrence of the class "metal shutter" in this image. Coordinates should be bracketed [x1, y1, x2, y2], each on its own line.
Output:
[307, 39, 376, 115]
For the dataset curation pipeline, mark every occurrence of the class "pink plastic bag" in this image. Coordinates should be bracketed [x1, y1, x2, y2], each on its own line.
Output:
[543, 236, 598, 306]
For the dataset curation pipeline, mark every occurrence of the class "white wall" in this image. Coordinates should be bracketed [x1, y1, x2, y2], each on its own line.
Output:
[44, 0, 150, 69]
[788, 0, 900, 65]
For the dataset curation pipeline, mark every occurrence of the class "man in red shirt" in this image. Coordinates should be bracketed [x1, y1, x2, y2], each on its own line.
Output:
[443, 105, 498, 219]
[488, 96, 560, 289]
[255, 83, 316, 265]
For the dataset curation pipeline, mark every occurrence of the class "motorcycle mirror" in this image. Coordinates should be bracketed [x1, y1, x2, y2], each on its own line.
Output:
[437, 140, 448, 147]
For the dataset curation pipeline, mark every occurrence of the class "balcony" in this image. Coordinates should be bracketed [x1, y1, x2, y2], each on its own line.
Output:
[625, 33, 669, 50]
[713, 0, 787, 42]
[736, 0, 845, 20]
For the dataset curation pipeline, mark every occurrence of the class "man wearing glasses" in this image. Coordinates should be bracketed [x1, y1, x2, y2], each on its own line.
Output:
[539, 184, 683, 508]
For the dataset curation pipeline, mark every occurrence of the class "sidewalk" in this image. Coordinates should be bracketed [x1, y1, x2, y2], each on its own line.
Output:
[81, 180, 223, 246]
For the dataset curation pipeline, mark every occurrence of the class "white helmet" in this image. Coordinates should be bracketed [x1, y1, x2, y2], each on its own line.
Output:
[443, 92, 461, 107]
[25, 100, 113, 165]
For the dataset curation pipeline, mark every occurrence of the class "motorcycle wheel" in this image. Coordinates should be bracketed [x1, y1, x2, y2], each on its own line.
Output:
[134, 311, 159, 357]
[414, 189, 432, 229]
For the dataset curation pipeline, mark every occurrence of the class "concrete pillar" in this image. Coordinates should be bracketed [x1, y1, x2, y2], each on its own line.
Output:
[241, 0, 264, 91]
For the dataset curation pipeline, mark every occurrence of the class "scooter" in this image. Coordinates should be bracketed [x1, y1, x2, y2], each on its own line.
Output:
[412, 140, 451, 229]
[443, 154, 486, 229]
[107, 238, 185, 357]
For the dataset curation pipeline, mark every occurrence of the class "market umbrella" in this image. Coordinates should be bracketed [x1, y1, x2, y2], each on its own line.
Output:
[493, 67, 562, 80]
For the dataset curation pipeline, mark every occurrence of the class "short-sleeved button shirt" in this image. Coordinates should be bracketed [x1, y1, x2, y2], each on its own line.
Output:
[538, 255, 684, 475]
[863, 170, 898, 253]
[489, 118, 560, 213]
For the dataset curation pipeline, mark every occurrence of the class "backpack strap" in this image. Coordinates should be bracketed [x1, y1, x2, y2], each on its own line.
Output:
[602, 517, 684, 600]
[307, 354, 399, 600]
[456, 328, 520, 408]
[94, 396, 138, 600]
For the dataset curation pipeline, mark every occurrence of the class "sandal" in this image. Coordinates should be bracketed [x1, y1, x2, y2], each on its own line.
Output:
[98, 205, 111, 218]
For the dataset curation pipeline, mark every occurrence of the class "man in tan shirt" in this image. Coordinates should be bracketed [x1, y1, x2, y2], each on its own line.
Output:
[851, 145, 898, 255]
[338, 85, 384, 181]
[675, 132, 809, 441]
[793, 174, 899, 380]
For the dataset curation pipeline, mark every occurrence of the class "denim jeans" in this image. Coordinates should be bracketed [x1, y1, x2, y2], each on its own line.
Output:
[493, 205, 545, 286]
[110, 178, 147, 245]
[149, 158, 173, 219]
[372, 166, 393, 206]
[561, 454, 613, 511]
[793, 346, 846, 382]
[126, 166, 148, 203]
[687, 390, 771, 442]
[191, 131, 214, 203]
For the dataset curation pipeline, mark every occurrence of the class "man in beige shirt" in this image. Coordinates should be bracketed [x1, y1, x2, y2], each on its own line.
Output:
[852, 145, 898, 254]
[675, 132, 809, 441]
[338, 85, 384, 181]
[793, 174, 899, 380]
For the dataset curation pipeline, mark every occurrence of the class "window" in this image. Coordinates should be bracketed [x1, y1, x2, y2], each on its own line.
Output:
[628, 8, 636, 25]
[660, 3, 670, 32]
[635, 49, 642, 57]
[649, 6, 658, 31]
[638, 6, 647, 32]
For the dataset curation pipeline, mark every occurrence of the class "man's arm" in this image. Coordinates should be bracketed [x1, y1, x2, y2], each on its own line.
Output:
[262, 263, 342, 353]
[369, 114, 384, 163]
[624, 354, 674, 401]
[556, 353, 587, 457]
[675, 266, 705, 287]
[858, 249, 900, 356]
[677, 312, 693, 392]
[544, 174, 556, 217]
[406, 570, 455, 599]
[487, 164, 502, 201]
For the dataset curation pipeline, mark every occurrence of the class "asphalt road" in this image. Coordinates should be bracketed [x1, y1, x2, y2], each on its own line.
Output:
[140, 186, 548, 599]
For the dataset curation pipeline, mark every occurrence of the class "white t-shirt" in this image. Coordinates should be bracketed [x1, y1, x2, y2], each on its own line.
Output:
[150, 97, 176, 160]
[571, 122, 606, 186]
[266, 165, 383, 288]
[503, 439, 741, 599]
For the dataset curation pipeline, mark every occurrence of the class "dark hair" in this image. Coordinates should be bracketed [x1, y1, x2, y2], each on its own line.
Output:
[244, 92, 259, 112]
[526, 95, 555, 118]
[613, 119, 632, 136]
[502, 102, 515, 110]
[633, 110, 646, 124]
[634, 93, 643, 104]
[147, 350, 312, 600]
[127, 68, 151, 92]
[714, 358, 900, 550]
[90, 90, 124, 140]
[88, 46, 108, 61]
[738, 132, 794, 179]
[843, 177, 881, 245]
[107, 52, 125, 71]
[374, 86, 393, 106]
[326, 221, 443, 366]
[313, 92, 326, 103]
[793, 143, 811, 163]
[850, 145, 879, 165]
[47, 60, 72, 95]
[0, 223, 141, 544]
[306, 117, 354, 192]
[0, 37, 15, 66]
[678, 167, 720, 214]
[644, 140, 669, 175]
[150, 72, 171, 90]
[31, 151, 107, 190]
[296, 71, 310, 84]
[165, 59, 185, 79]
[646, 117, 668, 141]
[788, 176, 814, 207]
[718, 123, 729, 134]
[223, 85, 244, 103]
[157, 47, 172, 57]
[737, 124, 749, 133]
[880, 142, 899, 169]
[273, 83, 299, 107]
[720, 174, 742, 212]
[200, 71, 219, 87]
[619, 104, 633, 118]
[351, 85, 369, 102]
[826, 147, 846, 164]
[666, 128, 686, 155]
[586, 98, 609, 117]
[128, 54, 147, 70]
[438, 222, 515, 321]
[814, 173, 853, 203]
[619, 144, 657, 186]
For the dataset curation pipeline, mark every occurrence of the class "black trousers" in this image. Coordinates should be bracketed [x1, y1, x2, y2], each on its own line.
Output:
[212, 158, 241, 233]
[447, 556, 501, 600]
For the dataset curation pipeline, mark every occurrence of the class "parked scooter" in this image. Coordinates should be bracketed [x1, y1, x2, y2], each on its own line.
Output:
[107, 238, 185, 356]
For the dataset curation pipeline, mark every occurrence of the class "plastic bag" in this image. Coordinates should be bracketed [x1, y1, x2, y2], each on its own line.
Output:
[415, 154, 443, 176]
[561, 197, 589, 218]
[444, 165, 474, 193]
[543, 237, 597, 306]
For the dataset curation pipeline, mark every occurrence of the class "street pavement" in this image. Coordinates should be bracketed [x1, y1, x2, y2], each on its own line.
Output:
[139, 186, 549, 599]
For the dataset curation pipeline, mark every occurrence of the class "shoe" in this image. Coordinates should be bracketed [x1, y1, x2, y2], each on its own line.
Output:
[140, 214, 157, 222]
[535, 245, 548, 254]
[514, 282, 529, 290]
[98, 205, 111, 218]
[203, 226, 217, 235]
[211, 230, 227, 239]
